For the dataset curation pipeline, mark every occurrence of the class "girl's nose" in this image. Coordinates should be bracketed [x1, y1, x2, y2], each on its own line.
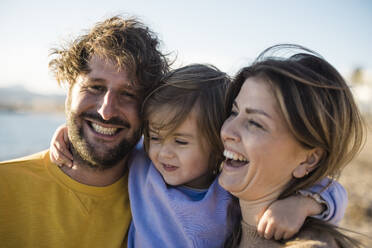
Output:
[158, 143, 175, 160]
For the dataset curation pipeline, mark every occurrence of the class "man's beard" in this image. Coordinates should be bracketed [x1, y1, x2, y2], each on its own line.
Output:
[66, 111, 141, 171]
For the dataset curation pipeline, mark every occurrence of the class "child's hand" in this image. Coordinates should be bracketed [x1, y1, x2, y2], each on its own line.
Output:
[50, 124, 74, 168]
[257, 195, 324, 240]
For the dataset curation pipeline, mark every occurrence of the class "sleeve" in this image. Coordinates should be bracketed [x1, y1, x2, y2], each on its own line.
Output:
[299, 178, 347, 225]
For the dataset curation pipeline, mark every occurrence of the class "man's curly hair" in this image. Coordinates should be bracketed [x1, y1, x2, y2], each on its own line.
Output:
[49, 15, 169, 99]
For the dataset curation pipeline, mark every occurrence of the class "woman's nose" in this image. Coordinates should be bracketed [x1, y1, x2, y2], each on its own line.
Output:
[221, 118, 241, 143]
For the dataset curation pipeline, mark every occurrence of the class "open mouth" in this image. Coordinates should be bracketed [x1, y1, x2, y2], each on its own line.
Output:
[223, 150, 249, 168]
[162, 163, 178, 172]
[87, 121, 123, 136]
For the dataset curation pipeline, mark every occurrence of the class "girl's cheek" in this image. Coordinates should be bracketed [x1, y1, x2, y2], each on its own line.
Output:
[148, 144, 158, 160]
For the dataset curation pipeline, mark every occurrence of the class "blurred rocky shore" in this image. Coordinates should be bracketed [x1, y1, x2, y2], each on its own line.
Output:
[339, 117, 372, 244]
[0, 86, 65, 113]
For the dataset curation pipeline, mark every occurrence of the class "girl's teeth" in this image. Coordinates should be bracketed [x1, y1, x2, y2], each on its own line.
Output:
[92, 123, 118, 135]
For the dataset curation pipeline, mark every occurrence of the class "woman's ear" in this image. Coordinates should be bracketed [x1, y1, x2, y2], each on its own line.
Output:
[292, 148, 324, 178]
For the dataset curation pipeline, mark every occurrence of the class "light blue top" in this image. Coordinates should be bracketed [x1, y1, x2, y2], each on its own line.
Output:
[128, 145, 232, 248]
[306, 178, 347, 224]
[127, 143, 347, 247]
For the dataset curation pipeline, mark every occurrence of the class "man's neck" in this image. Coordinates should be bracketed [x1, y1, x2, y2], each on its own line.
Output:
[60, 156, 129, 187]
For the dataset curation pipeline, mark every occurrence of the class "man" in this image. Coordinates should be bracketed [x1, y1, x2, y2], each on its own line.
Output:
[0, 16, 168, 248]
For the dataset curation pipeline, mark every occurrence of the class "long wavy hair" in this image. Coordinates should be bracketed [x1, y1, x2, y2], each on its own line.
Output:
[225, 44, 366, 248]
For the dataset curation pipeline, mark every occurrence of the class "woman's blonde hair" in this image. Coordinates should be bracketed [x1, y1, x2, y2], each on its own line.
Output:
[225, 44, 366, 248]
[226, 44, 365, 197]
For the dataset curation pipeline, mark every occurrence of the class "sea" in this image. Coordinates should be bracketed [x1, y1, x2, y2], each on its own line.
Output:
[0, 111, 65, 161]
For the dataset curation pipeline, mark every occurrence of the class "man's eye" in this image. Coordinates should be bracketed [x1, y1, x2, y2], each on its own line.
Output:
[120, 91, 136, 99]
[88, 85, 105, 92]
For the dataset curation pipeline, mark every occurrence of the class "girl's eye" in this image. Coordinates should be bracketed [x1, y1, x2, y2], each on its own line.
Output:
[150, 136, 160, 142]
[175, 139, 188, 145]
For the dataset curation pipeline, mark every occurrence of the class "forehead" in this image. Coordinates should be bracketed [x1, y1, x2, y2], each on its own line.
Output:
[238, 77, 276, 107]
[239, 77, 287, 121]
[84, 54, 136, 89]
[149, 107, 198, 133]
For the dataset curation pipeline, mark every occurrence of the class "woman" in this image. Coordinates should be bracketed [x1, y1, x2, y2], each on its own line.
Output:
[219, 45, 365, 247]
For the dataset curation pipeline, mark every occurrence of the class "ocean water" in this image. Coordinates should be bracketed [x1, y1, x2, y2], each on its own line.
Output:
[0, 111, 65, 161]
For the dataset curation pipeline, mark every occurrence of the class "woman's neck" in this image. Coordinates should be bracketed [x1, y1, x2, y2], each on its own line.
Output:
[239, 191, 282, 226]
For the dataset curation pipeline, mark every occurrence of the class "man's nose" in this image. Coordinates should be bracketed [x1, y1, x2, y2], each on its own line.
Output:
[98, 91, 117, 121]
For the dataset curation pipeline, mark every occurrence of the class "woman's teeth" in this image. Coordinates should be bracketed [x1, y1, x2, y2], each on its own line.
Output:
[91, 123, 118, 136]
[223, 150, 248, 162]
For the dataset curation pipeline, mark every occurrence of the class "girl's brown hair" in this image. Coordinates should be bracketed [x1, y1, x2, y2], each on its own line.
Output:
[142, 63, 230, 175]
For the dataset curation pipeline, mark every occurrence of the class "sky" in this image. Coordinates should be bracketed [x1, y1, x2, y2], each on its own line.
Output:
[0, 0, 371, 95]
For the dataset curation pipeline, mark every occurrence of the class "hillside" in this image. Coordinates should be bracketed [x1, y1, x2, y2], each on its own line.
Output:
[0, 86, 65, 113]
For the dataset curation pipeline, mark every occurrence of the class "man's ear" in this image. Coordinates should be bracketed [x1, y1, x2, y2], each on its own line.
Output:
[292, 148, 324, 178]
[65, 84, 74, 111]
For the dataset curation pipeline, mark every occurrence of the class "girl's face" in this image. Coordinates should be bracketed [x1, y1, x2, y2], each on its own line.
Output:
[218, 77, 309, 200]
[148, 108, 213, 189]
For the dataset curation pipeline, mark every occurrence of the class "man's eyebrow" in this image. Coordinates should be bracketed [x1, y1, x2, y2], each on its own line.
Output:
[87, 77, 106, 83]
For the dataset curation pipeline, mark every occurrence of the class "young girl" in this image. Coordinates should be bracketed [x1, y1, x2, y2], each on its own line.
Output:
[50, 64, 347, 247]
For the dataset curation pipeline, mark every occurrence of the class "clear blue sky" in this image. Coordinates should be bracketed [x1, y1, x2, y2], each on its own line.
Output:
[0, 0, 371, 94]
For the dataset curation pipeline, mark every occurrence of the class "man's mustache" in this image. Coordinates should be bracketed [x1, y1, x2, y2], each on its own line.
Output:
[81, 112, 131, 128]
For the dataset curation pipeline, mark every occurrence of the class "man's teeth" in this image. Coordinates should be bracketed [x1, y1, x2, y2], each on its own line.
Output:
[91, 123, 118, 135]
[224, 150, 248, 162]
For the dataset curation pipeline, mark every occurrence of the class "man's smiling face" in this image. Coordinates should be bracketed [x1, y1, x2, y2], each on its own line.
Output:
[65, 54, 142, 169]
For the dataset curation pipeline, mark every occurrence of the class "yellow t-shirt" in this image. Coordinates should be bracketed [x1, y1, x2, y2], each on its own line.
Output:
[0, 150, 131, 248]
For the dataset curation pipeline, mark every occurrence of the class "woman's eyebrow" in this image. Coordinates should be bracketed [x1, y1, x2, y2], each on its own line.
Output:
[245, 107, 272, 119]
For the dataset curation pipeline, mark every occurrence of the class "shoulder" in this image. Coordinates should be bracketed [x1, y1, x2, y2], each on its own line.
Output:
[128, 140, 150, 169]
[0, 150, 50, 187]
[0, 150, 48, 171]
[239, 221, 281, 248]
[284, 226, 339, 248]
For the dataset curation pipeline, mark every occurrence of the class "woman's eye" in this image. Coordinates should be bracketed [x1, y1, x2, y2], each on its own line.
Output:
[175, 139, 188, 145]
[230, 110, 238, 116]
[229, 107, 239, 117]
[248, 120, 264, 129]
